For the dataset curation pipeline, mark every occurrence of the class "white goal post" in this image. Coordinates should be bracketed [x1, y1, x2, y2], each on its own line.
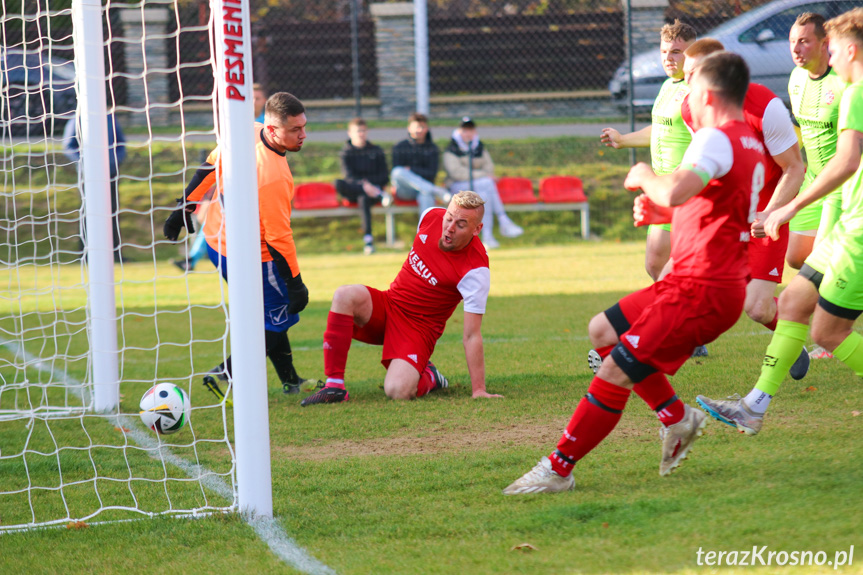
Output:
[0, 0, 272, 530]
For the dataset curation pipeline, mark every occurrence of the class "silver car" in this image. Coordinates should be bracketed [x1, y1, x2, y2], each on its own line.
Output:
[609, 0, 856, 108]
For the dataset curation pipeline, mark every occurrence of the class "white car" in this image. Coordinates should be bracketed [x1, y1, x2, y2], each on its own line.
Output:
[609, 0, 856, 108]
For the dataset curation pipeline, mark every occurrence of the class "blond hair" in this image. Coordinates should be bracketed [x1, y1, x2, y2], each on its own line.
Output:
[660, 19, 697, 43]
[826, 8, 863, 47]
[451, 190, 486, 210]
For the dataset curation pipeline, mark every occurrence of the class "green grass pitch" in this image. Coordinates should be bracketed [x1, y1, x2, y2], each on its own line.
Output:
[0, 243, 860, 574]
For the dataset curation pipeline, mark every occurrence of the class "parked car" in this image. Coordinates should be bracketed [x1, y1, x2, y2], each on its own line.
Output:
[0, 48, 76, 136]
[609, 0, 857, 109]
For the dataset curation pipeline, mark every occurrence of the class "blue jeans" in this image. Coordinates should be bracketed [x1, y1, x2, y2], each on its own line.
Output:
[391, 167, 447, 214]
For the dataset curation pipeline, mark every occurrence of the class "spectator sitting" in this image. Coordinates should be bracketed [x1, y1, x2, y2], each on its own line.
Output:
[334, 117, 389, 255]
[390, 112, 451, 214]
[253, 83, 267, 123]
[443, 117, 523, 249]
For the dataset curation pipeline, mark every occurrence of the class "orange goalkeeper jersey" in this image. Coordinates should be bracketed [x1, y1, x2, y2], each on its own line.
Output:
[186, 123, 299, 277]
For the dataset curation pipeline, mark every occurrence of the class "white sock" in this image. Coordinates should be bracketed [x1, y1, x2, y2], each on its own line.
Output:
[744, 388, 772, 414]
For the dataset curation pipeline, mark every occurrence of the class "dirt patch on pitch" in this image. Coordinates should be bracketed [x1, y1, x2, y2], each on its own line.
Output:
[276, 419, 647, 461]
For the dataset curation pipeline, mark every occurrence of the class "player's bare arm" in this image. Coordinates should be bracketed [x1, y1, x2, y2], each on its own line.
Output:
[752, 143, 806, 237]
[763, 128, 863, 239]
[624, 162, 705, 207]
[463, 311, 500, 399]
[600, 125, 652, 149]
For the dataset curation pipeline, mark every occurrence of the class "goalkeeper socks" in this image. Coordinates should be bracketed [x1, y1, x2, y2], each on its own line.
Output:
[323, 311, 355, 382]
[550, 377, 630, 477]
[754, 319, 809, 397]
[265, 330, 299, 383]
[764, 297, 779, 332]
[832, 331, 863, 376]
[633, 372, 684, 426]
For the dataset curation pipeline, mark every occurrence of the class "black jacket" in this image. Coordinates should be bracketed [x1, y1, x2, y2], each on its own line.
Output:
[339, 139, 389, 188]
[391, 133, 440, 184]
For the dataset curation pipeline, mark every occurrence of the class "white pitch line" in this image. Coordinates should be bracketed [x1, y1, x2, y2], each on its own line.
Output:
[0, 335, 335, 575]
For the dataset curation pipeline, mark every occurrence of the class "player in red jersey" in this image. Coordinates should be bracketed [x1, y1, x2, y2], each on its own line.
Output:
[679, 39, 810, 380]
[504, 52, 767, 494]
[302, 190, 502, 405]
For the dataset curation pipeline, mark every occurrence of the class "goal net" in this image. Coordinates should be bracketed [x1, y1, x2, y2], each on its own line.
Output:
[0, 0, 267, 531]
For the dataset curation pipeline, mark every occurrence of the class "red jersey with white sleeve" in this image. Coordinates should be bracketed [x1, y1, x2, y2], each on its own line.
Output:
[387, 208, 490, 339]
[671, 120, 768, 282]
[682, 84, 797, 211]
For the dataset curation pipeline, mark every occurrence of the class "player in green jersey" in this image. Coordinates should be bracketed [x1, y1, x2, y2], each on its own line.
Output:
[786, 13, 847, 271]
[601, 19, 696, 281]
[696, 8, 863, 436]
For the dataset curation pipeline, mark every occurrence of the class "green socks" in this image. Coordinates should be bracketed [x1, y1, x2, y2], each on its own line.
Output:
[755, 320, 809, 396]
[833, 331, 863, 377]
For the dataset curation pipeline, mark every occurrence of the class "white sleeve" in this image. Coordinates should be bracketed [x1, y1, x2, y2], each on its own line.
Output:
[458, 267, 490, 315]
[417, 207, 442, 232]
[679, 128, 734, 180]
[761, 98, 799, 157]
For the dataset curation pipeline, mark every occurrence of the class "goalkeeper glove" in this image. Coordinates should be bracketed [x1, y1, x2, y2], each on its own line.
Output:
[163, 198, 196, 241]
[286, 273, 309, 314]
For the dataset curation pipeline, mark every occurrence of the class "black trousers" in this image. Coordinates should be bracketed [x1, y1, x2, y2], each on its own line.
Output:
[334, 180, 382, 239]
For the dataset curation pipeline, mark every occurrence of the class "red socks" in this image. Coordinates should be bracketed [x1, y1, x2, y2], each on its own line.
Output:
[633, 372, 684, 427]
[764, 297, 779, 332]
[550, 377, 631, 476]
[323, 311, 355, 384]
[595, 344, 614, 360]
[416, 366, 435, 398]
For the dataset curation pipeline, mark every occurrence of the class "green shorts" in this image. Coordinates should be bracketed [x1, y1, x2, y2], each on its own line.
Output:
[807, 220, 863, 311]
[790, 171, 824, 233]
[647, 223, 672, 234]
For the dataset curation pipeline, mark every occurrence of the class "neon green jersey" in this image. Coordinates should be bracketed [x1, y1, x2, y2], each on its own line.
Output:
[650, 78, 691, 176]
[837, 80, 863, 230]
[788, 66, 847, 176]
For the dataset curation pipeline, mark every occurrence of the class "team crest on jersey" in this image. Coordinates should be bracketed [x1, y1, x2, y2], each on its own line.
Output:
[825, 90, 834, 105]
[419, 234, 428, 244]
[674, 89, 686, 102]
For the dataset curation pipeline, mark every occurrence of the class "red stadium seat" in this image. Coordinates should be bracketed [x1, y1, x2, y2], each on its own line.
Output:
[497, 177, 538, 204]
[293, 182, 342, 210]
[539, 176, 587, 203]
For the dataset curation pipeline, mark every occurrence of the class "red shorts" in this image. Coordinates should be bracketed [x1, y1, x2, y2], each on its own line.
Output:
[618, 276, 746, 375]
[748, 223, 788, 283]
[352, 286, 437, 374]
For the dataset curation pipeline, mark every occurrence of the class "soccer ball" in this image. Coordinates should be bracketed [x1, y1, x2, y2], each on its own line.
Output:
[139, 383, 191, 435]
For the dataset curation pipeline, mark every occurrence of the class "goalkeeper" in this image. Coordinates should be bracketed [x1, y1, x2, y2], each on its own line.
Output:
[164, 92, 318, 402]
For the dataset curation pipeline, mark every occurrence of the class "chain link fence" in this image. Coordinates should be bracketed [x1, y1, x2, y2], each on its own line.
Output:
[4, 0, 853, 241]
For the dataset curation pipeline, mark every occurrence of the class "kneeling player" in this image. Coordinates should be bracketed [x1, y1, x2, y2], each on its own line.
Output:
[302, 191, 502, 405]
[504, 52, 766, 494]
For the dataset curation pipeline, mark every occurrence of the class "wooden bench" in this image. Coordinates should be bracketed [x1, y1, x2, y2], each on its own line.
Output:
[291, 178, 590, 246]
